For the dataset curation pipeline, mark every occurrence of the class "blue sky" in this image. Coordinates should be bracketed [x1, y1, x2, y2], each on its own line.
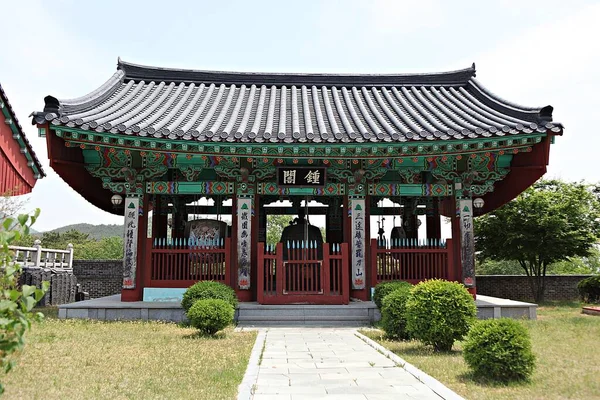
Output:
[1, 0, 599, 231]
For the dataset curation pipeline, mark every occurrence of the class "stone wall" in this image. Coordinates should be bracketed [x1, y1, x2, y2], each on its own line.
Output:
[476, 275, 592, 302]
[19, 268, 82, 306]
[73, 260, 122, 299]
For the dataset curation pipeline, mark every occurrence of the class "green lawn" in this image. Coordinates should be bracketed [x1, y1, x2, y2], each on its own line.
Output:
[363, 302, 600, 400]
[3, 311, 256, 400]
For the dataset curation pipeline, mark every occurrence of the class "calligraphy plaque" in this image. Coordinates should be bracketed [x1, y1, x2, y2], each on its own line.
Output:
[459, 199, 476, 288]
[278, 167, 326, 187]
[237, 198, 252, 289]
[350, 198, 366, 289]
[122, 197, 139, 289]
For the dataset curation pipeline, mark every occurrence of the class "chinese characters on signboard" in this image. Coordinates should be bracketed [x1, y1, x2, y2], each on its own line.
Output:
[122, 197, 139, 289]
[278, 167, 326, 187]
[350, 199, 366, 289]
[237, 198, 252, 289]
[459, 199, 476, 287]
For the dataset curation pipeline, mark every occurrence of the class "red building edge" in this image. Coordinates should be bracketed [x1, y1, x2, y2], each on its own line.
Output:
[31, 60, 562, 303]
[0, 84, 45, 196]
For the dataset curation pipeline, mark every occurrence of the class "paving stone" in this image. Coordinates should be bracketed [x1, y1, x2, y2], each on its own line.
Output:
[245, 328, 448, 400]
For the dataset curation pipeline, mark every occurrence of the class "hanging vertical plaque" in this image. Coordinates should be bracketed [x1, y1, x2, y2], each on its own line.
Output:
[237, 198, 252, 289]
[459, 199, 476, 288]
[123, 196, 139, 289]
[350, 198, 366, 289]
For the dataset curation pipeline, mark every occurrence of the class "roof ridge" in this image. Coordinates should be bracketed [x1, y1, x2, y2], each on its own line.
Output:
[117, 58, 476, 87]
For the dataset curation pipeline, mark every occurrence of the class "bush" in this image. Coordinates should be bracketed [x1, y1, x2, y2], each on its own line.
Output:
[181, 281, 238, 312]
[405, 279, 476, 351]
[463, 318, 535, 382]
[373, 281, 412, 309]
[187, 299, 234, 335]
[577, 275, 600, 303]
[380, 286, 412, 340]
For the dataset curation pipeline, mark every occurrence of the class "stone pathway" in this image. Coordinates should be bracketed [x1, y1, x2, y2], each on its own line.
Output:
[247, 328, 449, 400]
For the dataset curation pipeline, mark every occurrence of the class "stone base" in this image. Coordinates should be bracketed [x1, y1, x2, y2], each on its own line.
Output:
[582, 306, 600, 316]
[57, 294, 538, 323]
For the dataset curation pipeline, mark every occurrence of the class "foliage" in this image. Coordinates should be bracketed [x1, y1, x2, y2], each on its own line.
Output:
[187, 299, 234, 335]
[380, 286, 412, 340]
[577, 275, 600, 303]
[477, 253, 600, 276]
[463, 318, 535, 382]
[0, 209, 49, 394]
[362, 303, 600, 400]
[47, 223, 124, 241]
[181, 281, 238, 312]
[405, 279, 476, 352]
[475, 180, 600, 302]
[11, 230, 124, 260]
[0, 192, 28, 220]
[266, 215, 294, 247]
[373, 280, 412, 309]
[476, 259, 523, 275]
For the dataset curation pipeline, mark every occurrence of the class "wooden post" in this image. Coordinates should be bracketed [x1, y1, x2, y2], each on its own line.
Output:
[370, 238, 378, 288]
[426, 199, 441, 240]
[257, 243, 265, 304]
[340, 243, 350, 304]
[322, 243, 331, 296]
[445, 238, 455, 281]
[275, 242, 284, 297]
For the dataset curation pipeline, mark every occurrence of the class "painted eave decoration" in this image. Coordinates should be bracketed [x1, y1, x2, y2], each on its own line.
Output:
[31, 59, 563, 147]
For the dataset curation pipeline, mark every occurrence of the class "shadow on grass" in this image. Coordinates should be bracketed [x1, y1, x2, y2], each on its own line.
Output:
[457, 371, 533, 388]
[537, 300, 582, 308]
[33, 306, 59, 319]
[182, 330, 229, 340]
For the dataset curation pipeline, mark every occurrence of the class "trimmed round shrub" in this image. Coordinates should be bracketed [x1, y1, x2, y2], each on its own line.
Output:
[380, 286, 412, 340]
[373, 281, 412, 309]
[187, 299, 234, 335]
[405, 279, 476, 351]
[577, 275, 600, 303]
[181, 281, 238, 312]
[464, 318, 535, 382]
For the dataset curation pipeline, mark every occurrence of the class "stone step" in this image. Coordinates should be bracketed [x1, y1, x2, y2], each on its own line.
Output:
[235, 302, 380, 326]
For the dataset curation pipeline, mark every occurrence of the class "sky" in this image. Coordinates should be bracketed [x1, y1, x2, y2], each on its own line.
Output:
[1, 0, 599, 232]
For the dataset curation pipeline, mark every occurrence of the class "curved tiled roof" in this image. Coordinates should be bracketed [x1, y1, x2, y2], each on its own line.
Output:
[33, 59, 562, 144]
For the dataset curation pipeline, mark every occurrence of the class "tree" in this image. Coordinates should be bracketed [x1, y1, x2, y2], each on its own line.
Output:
[475, 180, 600, 302]
[0, 209, 48, 394]
[266, 215, 294, 247]
[0, 192, 28, 220]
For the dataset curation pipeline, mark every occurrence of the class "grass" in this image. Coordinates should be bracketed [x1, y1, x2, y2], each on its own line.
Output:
[3, 309, 257, 400]
[363, 302, 600, 400]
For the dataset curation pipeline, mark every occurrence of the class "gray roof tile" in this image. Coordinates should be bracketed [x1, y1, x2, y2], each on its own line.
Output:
[32, 59, 562, 143]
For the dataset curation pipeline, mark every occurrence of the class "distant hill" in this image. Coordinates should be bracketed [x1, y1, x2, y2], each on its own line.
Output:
[45, 223, 124, 240]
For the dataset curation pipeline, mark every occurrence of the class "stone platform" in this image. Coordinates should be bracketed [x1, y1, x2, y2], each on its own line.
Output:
[58, 294, 537, 324]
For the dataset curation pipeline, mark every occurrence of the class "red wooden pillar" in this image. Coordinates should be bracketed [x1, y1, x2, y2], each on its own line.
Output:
[426, 199, 441, 240]
[153, 196, 168, 240]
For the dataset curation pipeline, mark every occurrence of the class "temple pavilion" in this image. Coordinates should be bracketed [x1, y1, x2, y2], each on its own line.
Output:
[32, 59, 561, 304]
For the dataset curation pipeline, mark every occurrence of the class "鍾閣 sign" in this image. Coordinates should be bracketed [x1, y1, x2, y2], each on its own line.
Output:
[278, 167, 326, 187]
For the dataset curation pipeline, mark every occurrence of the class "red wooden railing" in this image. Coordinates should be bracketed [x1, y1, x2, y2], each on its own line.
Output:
[370, 238, 456, 284]
[147, 237, 230, 288]
[257, 242, 349, 305]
